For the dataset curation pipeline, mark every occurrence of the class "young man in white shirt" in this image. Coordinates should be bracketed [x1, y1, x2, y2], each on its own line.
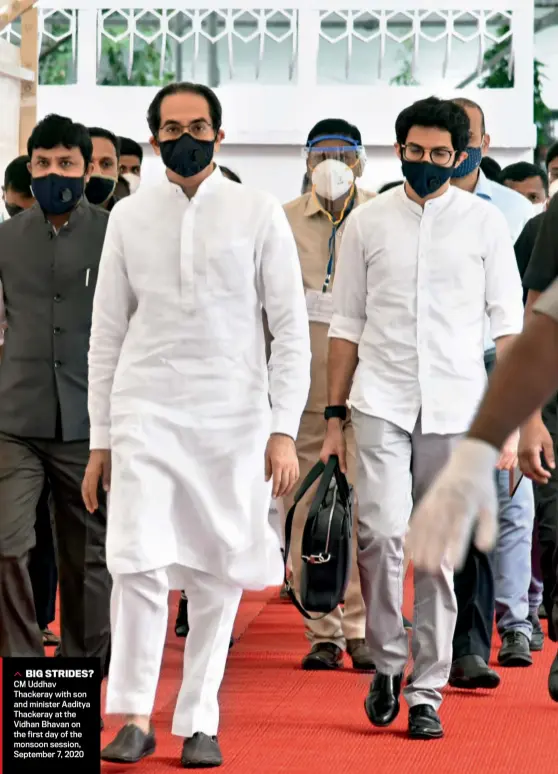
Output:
[320, 96, 524, 739]
[82, 82, 311, 768]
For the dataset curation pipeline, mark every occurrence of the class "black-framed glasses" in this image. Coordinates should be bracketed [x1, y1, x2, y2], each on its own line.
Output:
[159, 120, 214, 142]
[401, 143, 454, 167]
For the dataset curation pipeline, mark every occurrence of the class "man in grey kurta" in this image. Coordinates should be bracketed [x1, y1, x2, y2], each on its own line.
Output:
[0, 114, 111, 666]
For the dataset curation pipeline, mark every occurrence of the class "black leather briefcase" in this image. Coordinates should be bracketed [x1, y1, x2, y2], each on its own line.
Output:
[283, 455, 353, 618]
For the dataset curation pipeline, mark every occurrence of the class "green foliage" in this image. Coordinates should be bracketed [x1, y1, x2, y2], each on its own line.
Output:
[38, 26, 76, 85]
[390, 40, 419, 86]
[97, 37, 174, 87]
[38, 19, 175, 87]
[478, 23, 553, 149]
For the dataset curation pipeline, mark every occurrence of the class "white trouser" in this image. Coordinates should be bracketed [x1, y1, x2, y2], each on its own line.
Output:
[105, 565, 242, 737]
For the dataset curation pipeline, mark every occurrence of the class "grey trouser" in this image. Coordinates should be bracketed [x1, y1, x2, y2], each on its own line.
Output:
[352, 409, 459, 711]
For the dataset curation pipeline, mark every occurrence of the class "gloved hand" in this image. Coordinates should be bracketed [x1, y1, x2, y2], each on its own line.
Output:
[407, 438, 500, 574]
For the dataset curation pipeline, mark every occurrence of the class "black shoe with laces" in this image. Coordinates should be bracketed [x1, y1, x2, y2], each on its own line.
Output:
[529, 614, 544, 651]
[498, 630, 533, 667]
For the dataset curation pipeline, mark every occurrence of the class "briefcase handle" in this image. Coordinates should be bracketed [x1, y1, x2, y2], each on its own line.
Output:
[282, 455, 346, 621]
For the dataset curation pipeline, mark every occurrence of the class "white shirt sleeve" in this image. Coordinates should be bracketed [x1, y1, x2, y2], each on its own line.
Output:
[328, 212, 367, 344]
[258, 200, 311, 440]
[0, 279, 6, 347]
[484, 207, 524, 341]
[88, 212, 136, 449]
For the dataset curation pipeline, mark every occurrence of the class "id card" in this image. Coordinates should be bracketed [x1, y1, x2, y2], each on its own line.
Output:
[305, 289, 334, 325]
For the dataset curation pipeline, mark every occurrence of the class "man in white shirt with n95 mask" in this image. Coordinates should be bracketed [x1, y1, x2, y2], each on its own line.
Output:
[81, 81, 311, 769]
[320, 96, 524, 740]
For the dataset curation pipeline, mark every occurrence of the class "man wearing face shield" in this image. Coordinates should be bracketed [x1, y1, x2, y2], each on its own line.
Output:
[283, 119, 376, 672]
[0, 114, 111, 668]
[320, 97, 523, 738]
[82, 82, 311, 768]
[449, 98, 539, 684]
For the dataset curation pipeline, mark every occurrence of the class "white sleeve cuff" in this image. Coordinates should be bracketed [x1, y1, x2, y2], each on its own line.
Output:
[89, 425, 111, 450]
[490, 322, 522, 341]
[271, 410, 302, 442]
[328, 314, 365, 344]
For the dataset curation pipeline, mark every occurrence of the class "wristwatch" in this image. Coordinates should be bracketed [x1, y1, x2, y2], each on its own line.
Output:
[324, 405, 347, 421]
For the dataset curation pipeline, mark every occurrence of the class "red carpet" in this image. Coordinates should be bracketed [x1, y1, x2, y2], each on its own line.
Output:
[99, 590, 558, 773]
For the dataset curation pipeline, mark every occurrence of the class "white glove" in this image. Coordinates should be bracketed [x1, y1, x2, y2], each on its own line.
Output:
[407, 438, 500, 574]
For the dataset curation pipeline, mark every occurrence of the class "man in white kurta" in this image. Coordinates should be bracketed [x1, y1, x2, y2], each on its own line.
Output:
[82, 82, 311, 768]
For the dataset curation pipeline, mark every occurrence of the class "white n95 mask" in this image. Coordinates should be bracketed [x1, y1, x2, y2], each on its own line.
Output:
[532, 201, 546, 217]
[312, 159, 354, 201]
[122, 173, 141, 194]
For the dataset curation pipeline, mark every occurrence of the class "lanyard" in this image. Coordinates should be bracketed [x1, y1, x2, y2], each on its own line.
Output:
[322, 192, 356, 293]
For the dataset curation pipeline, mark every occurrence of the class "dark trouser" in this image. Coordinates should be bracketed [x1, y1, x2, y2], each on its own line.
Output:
[453, 545, 494, 663]
[28, 481, 58, 630]
[0, 433, 111, 668]
[535, 396, 558, 641]
[453, 348, 496, 663]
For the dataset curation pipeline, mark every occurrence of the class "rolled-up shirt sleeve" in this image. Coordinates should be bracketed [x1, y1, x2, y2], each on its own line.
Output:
[258, 199, 311, 441]
[88, 211, 136, 449]
[328, 213, 367, 344]
[484, 207, 524, 340]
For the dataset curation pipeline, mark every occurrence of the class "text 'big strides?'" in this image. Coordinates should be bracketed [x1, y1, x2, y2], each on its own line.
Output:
[2, 658, 102, 773]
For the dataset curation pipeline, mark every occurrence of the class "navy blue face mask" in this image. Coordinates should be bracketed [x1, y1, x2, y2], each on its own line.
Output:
[401, 160, 454, 199]
[159, 133, 215, 179]
[31, 174, 84, 215]
[452, 146, 482, 179]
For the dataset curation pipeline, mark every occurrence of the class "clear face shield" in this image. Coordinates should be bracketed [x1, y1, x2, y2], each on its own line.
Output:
[303, 136, 366, 213]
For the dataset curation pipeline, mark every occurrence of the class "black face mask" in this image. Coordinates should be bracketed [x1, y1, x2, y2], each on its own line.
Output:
[401, 160, 454, 199]
[5, 204, 24, 218]
[159, 133, 215, 179]
[31, 174, 84, 215]
[85, 176, 117, 206]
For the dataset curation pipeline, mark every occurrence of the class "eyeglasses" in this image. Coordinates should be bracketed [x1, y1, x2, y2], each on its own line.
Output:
[401, 143, 454, 167]
[159, 120, 214, 142]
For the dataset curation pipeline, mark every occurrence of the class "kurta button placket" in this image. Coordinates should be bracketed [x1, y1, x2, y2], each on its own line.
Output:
[179, 199, 196, 306]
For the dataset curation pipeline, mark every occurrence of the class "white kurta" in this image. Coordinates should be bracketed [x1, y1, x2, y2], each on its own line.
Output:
[88, 168, 311, 589]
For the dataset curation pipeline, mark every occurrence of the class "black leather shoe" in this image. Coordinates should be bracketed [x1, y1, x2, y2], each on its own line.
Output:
[364, 672, 403, 727]
[408, 704, 444, 739]
[549, 651, 558, 701]
[529, 614, 544, 652]
[346, 639, 375, 671]
[181, 733, 223, 768]
[449, 655, 500, 689]
[498, 631, 533, 667]
[101, 724, 156, 763]
[176, 596, 189, 637]
[301, 642, 343, 670]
